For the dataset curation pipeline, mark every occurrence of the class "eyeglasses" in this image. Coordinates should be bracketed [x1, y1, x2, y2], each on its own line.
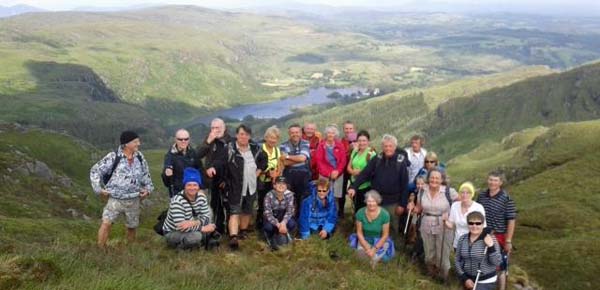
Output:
[468, 222, 483, 226]
[317, 190, 328, 192]
[177, 138, 190, 141]
[425, 160, 437, 164]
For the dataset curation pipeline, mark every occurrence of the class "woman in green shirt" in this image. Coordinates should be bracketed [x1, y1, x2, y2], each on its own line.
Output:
[350, 190, 395, 269]
[347, 130, 376, 214]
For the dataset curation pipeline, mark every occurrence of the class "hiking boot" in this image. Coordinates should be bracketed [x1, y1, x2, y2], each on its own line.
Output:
[238, 230, 249, 240]
[228, 235, 239, 250]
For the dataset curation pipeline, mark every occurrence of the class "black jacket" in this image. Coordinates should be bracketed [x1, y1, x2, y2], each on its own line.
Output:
[350, 151, 409, 206]
[162, 145, 203, 197]
[197, 133, 232, 185]
[224, 140, 267, 197]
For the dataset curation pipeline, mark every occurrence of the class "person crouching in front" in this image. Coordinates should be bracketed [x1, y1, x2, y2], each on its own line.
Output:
[262, 176, 295, 250]
[298, 178, 338, 240]
[162, 168, 215, 250]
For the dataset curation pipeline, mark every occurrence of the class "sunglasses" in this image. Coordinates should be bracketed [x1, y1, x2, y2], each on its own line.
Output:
[317, 190, 328, 192]
[468, 222, 483, 226]
[177, 138, 190, 141]
[425, 160, 437, 163]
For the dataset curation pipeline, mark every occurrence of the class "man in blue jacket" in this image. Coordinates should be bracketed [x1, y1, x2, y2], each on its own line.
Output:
[299, 178, 338, 240]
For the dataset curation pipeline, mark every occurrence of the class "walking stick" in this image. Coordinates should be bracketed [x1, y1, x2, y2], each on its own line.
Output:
[473, 245, 489, 290]
[438, 214, 447, 277]
[404, 193, 416, 235]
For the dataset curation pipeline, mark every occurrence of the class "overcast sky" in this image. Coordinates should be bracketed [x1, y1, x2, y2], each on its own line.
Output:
[1, 0, 599, 15]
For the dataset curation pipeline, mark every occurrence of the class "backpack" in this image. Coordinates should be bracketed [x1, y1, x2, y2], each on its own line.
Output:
[153, 193, 198, 236]
[102, 151, 144, 185]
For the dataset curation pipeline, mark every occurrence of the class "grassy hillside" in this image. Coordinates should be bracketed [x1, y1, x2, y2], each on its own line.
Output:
[446, 120, 600, 290]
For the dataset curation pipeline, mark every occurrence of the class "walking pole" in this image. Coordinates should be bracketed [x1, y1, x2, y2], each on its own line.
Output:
[403, 193, 416, 235]
[473, 246, 489, 290]
[438, 214, 447, 278]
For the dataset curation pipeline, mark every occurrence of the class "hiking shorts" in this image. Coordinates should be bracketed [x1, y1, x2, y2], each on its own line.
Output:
[102, 197, 141, 228]
[229, 191, 255, 215]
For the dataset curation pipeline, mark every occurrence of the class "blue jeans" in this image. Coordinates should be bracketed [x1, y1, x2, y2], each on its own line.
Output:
[264, 219, 296, 237]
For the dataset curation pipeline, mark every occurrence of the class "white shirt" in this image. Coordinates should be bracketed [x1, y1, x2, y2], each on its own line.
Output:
[405, 147, 427, 182]
[448, 200, 486, 248]
[240, 147, 257, 197]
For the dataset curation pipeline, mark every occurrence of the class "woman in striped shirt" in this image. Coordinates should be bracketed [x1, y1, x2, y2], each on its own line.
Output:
[455, 211, 502, 290]
[163, 168, 215, 250]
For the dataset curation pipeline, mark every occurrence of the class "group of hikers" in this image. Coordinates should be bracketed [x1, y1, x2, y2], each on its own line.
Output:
[89, 119, 516, 290]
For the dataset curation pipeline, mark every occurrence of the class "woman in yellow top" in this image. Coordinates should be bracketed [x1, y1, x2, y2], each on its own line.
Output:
[346, 130, 376, 214]
[255, 126, 284, 231]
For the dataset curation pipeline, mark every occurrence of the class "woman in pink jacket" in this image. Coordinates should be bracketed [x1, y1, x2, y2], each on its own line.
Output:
[314, 124, 347, 212]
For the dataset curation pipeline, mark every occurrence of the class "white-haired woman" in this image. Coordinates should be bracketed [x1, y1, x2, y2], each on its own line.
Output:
[349, 190, 394, 269]
[314, 124, 347, 209]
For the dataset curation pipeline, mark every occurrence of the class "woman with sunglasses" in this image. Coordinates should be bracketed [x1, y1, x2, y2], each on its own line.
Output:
[455, 211, 502, 290]
[442, 182, 486, 250]
[298, 178, 338, 240]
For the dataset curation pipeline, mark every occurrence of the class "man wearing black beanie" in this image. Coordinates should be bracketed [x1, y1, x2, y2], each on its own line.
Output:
[90, 130, 154, 248]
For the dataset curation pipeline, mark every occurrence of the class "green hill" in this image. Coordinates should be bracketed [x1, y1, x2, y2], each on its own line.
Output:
[446, 120, 600, 290]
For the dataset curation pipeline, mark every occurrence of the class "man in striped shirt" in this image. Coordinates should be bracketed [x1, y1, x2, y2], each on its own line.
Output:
[476, 171, 517, 290]
[163, 168, 215, 250]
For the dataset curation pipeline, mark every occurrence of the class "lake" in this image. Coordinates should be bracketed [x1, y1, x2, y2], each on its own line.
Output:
[186, 87, 366, 126]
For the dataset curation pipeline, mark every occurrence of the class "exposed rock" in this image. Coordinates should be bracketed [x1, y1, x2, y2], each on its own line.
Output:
[32, 161, 53, 180]
[66, 208, 79, 218]
[56, 176, 73, 188]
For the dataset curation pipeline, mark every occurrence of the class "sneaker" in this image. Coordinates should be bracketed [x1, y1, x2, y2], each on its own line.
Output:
[228, 235, 239, 250]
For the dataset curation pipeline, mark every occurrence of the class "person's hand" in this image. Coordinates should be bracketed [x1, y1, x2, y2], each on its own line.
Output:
[348, 188, 356, 199]
[394, 206, 405, 216]
[319, 230, 328, 239]
[165, 168, 173, 177]
[176, 220, 198, 231]
[278, 223, 288, 234]
[206, 167, 216, 178]
[139, 190, 149, 200]
[280, 154, 288, 161]
[464, 279, 475, 289]
[442, 212, 449, 221]
[100, 189, 110, 201]
[330, 170, 339, 180]
[504, 241, 513, 254]
[207, 130, 217, 144]
[366, 247, 376, 258]
[483, 234, 494, 248]
[201, 223, 216, 233]
[407, 201, 415, 212]
[269, 170, 278, 179]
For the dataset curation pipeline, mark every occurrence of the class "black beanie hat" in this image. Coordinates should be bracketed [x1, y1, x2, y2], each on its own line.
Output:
[120, 130, 139, 145]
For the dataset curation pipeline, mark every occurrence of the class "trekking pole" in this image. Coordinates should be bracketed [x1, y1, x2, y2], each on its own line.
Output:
[473, 246, 489, 290]
[403, 193, 415, 235]
[438, 215, 447, 276]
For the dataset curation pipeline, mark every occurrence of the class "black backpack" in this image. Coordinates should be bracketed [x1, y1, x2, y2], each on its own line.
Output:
[102, 151, 144, 185]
